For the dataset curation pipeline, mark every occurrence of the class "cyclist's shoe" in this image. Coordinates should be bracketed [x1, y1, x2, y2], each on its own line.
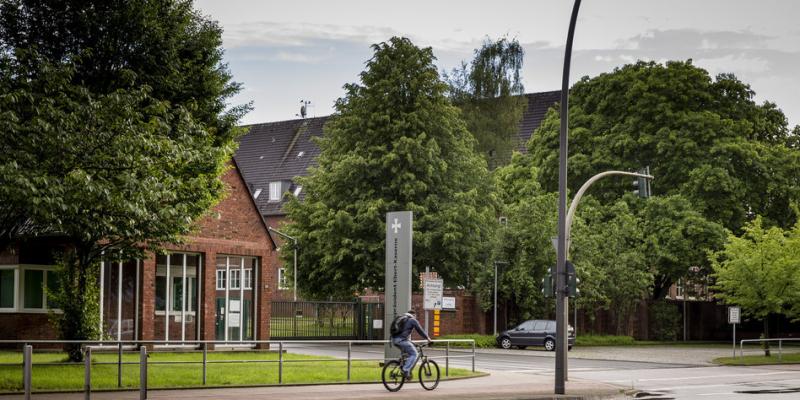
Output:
[404, 371, 413, 381]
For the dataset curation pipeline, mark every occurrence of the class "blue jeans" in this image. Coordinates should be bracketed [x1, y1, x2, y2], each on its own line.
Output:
[392, 337, 417, 374]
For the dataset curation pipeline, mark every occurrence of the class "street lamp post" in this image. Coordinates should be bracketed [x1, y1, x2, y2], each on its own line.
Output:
[556, 0, 582, 394]
[268, 227, 298, 302]
[493, 261, 508, 336]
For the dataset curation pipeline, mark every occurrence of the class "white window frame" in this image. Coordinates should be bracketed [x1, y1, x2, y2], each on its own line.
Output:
[278, 268, 289, 290]
[216, 269, 227, 290]
[243, 268, 252, 290]
[0, 266, 19, 312]
[269, 181, 281, 202]
[0, 265, 61, 313]
[152, 252, 202, 342]
[230, 269, 241, 290]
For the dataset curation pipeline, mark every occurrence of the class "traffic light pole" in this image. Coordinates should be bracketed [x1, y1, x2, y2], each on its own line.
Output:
[556, 0, 581, 394]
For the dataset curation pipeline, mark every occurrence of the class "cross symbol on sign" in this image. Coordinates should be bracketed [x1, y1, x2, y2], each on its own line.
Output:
[392, 218, 401, 234]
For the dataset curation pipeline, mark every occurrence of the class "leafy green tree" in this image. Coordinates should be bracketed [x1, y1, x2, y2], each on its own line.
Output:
[445, 37, 527, 169]
[530, 61, 800, 233]
[0, 0, 245, 359]
[570, 198, 652, 335]
[635, 195, 727, 299]
[711, 216, 800, 355]
[284, 37, 495, 299]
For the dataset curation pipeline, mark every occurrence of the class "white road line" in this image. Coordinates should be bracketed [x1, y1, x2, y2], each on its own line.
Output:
[696, 392, 735, 396]
[604, 370, 798, 383]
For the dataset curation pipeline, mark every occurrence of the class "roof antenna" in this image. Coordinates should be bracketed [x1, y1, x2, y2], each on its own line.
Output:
[297, 100, 311, 119]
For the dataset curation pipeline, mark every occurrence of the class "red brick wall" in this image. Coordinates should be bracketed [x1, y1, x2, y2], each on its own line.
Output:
[366, 289, 488, 337]
[0, 313, 52, 341]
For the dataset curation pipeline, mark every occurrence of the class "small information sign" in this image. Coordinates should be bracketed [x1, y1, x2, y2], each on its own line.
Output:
[728, 306, 740, 324]
[442, 297, 456, 310]
[423, 279, 444, 310]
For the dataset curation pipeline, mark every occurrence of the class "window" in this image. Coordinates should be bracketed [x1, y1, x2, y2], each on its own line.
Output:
[216, 270, 226, 290]
[0, 269, 16, 309]
[243, 269, 253, 290]
[293, 186, 303, 197]
[230, 269, 241, 290]
[517, 321, 535, 331]
[253, 188, 262, 199]
[278, 268, 289, 290]
[0, 266, 59, 312]
[269, 181, 281, 202]
[532, 320, 546, 331]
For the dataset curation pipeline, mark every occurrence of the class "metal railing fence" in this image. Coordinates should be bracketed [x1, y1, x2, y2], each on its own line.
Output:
[0, 338, 476, 400]
[738, 338, 800, 361]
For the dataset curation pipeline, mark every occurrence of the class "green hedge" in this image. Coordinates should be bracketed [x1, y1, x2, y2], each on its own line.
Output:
[438, 334, 497, 348]
[574, 335, 637, 346]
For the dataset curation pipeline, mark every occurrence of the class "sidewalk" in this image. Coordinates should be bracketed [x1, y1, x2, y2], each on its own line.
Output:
[473, 345, 731, 366]
[1, 372, 625, 400]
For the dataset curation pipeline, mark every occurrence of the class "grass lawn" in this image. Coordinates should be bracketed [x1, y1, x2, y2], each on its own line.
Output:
[440, 333, 730, 348]
[0, 350, 477, 393]
[714, 352, 800, 365]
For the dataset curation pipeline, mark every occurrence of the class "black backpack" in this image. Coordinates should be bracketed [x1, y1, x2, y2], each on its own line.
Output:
[390, 315, 409, 337]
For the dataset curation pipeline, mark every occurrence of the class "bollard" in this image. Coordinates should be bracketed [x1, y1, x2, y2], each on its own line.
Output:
[278, 342, 283, 384]
[445, 341, 450, 377]
[471, 340, 476, 373]
[23, 345, 32, 400]
[202, 343, 208, 385]
[118, 342, 123, 388]
[779, 340, 783, 362]
[347, 342, 352, 382]
[84, 347, 91, 400]
[140, 346, 147, 400]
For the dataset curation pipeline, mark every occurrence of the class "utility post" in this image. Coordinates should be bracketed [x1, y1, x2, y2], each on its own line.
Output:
[493, 261, 508, 336]
[556, 0, 582, 393]
[268, 227, 298, 302]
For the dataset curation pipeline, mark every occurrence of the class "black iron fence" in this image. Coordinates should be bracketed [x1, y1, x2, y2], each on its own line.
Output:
[270, 301, 384, 340]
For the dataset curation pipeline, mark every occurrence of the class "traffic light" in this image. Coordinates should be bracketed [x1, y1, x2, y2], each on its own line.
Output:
[542, 267, 554, 298]
[632, 167, 651, 198]
[568, 274, 580, 298]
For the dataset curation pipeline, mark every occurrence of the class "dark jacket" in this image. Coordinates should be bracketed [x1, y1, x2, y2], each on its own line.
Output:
[393, 315, 430, 341]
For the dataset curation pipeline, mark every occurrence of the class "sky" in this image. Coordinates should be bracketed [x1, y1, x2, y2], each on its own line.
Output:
[194, 0, 800, 128]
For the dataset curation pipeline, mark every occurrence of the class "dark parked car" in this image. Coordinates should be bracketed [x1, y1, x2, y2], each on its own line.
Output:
[496, 320, 575, 351]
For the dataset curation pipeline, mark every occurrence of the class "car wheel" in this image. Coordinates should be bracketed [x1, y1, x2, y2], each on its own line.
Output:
[500, 337, 512, 349]
[544, 338, 555, 351]
[517, 346, 527, 350]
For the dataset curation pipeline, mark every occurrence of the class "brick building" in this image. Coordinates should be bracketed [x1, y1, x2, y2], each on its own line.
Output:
[0, 161, 278, 344]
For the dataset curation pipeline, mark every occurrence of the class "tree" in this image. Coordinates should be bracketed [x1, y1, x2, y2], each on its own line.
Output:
[635, 195, 727, 300]
[529, 61, 800, 233]
[711, 216, 800, 355]
[445, 37, 527, 169]
[283, 37, 495, 299]
[0, 0, 245, 359]
[570, 198, 652, 335]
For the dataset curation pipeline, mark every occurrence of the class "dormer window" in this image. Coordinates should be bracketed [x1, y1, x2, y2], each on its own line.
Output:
[269, 182, 281, 202]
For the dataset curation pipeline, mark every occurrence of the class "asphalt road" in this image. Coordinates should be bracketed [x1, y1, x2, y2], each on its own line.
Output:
[284, 343, 800, 399]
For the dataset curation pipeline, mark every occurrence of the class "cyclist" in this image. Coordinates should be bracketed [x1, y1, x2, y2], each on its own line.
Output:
[390, 309, 433, 380]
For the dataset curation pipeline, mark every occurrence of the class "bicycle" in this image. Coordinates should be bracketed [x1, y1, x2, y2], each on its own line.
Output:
[382, 341, 440, 392]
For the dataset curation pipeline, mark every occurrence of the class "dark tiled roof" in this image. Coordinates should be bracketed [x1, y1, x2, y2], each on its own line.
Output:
[234, 116, 327, 216]
[516, 91, 561, 152]
[235, 91, 560, 216]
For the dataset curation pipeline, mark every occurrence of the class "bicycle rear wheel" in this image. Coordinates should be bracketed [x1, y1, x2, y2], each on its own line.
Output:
[382, 360, 405, 392]
[418, 359, 440, 390]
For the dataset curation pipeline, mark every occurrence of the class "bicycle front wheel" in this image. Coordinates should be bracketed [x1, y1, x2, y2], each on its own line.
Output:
[418, 359, 440, 390]
[382, 360, 405, 392]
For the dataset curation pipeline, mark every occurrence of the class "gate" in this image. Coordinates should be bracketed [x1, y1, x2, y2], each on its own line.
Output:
[270, 301, 384, 340]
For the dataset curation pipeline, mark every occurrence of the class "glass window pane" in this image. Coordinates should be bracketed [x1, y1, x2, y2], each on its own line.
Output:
[46, 271, 60, 309]
[172, 276, 183, 311]
[24, 270, 44, 309]
[0, 270, 14, 308]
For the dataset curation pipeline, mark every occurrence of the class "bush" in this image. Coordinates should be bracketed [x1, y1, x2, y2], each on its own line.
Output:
[438, 334, 497, 348]
[649, 301, 681, 341]
[574, 335, 636, 346]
